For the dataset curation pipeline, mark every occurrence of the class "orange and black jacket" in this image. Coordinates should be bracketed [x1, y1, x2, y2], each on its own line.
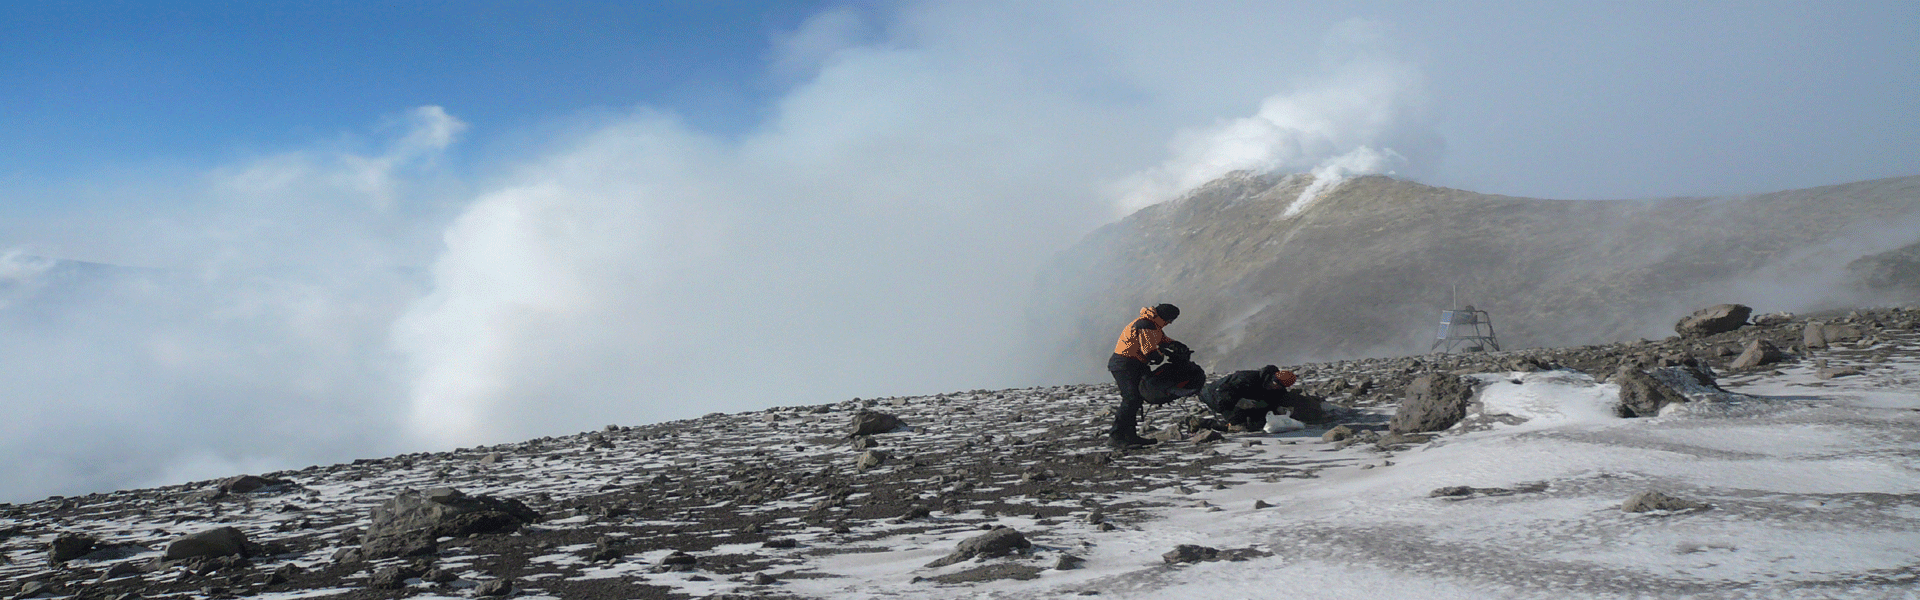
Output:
[1109, 306, 1176, 370]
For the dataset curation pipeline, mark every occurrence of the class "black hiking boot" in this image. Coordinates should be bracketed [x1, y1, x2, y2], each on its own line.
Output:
[1108, 433, 1159, 449]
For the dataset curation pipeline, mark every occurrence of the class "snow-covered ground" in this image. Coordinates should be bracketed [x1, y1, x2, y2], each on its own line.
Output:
[4, 320, 1918, 600]
[768, 341, 1920, 598]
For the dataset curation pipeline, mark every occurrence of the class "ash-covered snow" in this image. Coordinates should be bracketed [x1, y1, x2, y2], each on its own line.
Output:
[2, 308, 1918, 599]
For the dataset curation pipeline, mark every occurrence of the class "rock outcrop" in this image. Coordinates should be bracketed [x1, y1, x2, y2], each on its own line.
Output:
[1389, 373, 1477, 433]
[361, 488, 540, 559]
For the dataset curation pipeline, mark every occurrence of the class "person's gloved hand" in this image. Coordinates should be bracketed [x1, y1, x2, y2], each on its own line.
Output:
[1234, 398, 1261, 410]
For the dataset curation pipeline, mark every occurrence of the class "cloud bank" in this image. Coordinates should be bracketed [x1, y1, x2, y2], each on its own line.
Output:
[1112, 20, 1436, 216]
[0, 6, 1441, 501]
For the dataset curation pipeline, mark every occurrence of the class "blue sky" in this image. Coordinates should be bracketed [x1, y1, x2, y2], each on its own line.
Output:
[0, 1, 1916, 502]
[2, 1, 829, 180]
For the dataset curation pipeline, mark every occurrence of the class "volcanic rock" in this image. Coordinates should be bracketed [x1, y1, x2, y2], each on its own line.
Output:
[925, 527, 1030, 568]
[361, 488, 539, 559]
[856, 450, 890, 471]
[1675, 304, 1751, 338]
[216, 475, 289, 494]
[1613, 364, 1725, 417]
[1389, 373, 1476, 433]
[1805, 321, 1867, 349]
[1162, 544, 1219, 564]
[163, 527, 248, 561]
[473, 578, 514, 596]
[1729, 339, 1784, 370]
[849, 411, 906, 437]
[46, 533, 96, 564]
[1622, 491, 1708, 513]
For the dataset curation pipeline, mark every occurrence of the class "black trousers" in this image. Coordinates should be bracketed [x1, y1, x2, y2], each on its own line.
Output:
[1107, 354, 1150, 438]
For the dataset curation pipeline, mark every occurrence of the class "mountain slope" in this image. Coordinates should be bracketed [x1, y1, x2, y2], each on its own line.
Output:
[1029, 173, 1920, 381]
[1, 306, 1916, 599]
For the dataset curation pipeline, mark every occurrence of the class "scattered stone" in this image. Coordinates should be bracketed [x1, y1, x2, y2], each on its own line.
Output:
[13, 581, 57, 599]
[329, 547, 363, 564]
[763, 538, 799, 549]
[1804, 321, 1829, 349]
[584, 536, 627, 562]
[1623, 491, 1709, 513]
[1162, 544, 1219, 564]
[1322, 425, 1355, 442]
[1252, 500, 1271, 509]
[1675, 304, 1751, 337]
[1054, 555, 1086, 570]
[1818, 366, 1864, 379]
[97, 561, 145, 582]
[473, 578, 514, 597]
[925, 563, 1045, 583]
[369, 564, 426, 589]
[856, 450, 891, 471]
[925, 527, 1031, 568]
[1188, 430, 1224, 444]
[850, 435, 879, 450]
[1430, 486, 1475, 497]
[659, 551, 697, 566]
[752, 572, 778, 584]
[1389, 373, 1477, 433]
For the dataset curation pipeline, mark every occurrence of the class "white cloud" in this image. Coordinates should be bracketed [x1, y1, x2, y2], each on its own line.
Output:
[0, 5, 1453, 500]
[0, 108, 461, 501]
[1112, 19, 1435, 215]
[769, 6, 875, 84]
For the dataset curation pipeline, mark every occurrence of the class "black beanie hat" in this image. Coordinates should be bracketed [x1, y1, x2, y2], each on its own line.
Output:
[1153, 303, 1180, 322]
[1259, 364, 1279, 379]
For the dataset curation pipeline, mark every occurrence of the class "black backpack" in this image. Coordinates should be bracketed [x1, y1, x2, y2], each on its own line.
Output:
[1140, 341, 1205, 405]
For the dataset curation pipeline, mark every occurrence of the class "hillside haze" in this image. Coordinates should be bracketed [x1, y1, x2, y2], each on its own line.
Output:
[1031, 173, 1920, 381]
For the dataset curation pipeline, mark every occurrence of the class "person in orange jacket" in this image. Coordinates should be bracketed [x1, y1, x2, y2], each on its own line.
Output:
[1107, 303, 1179, 449]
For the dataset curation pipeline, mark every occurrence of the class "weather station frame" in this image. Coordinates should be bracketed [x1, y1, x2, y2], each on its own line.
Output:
[1432, 286, 1501, 353]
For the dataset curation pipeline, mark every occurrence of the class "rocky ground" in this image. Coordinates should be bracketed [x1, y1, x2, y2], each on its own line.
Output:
[2, 305, 1917, 600]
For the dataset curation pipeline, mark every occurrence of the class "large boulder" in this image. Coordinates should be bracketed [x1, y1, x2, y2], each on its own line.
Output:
[218, 474, 291, 494]
[1614, 363, 1728, 417]
[47, 533, 97, 564]
[1729, 339, 1784, 370]
[925, 527, 1030, 568]
[1803, 321, 1865, 349]
[1675, 304, 1752, 338]
[1389, 373, 1477, 433]
[164, 526, 249, 561]
[848, 411, 907, 436]
[361, 488, 540, 559]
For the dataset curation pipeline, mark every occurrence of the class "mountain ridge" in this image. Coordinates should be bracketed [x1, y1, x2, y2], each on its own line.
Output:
[1028, 173, 1920, 382]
